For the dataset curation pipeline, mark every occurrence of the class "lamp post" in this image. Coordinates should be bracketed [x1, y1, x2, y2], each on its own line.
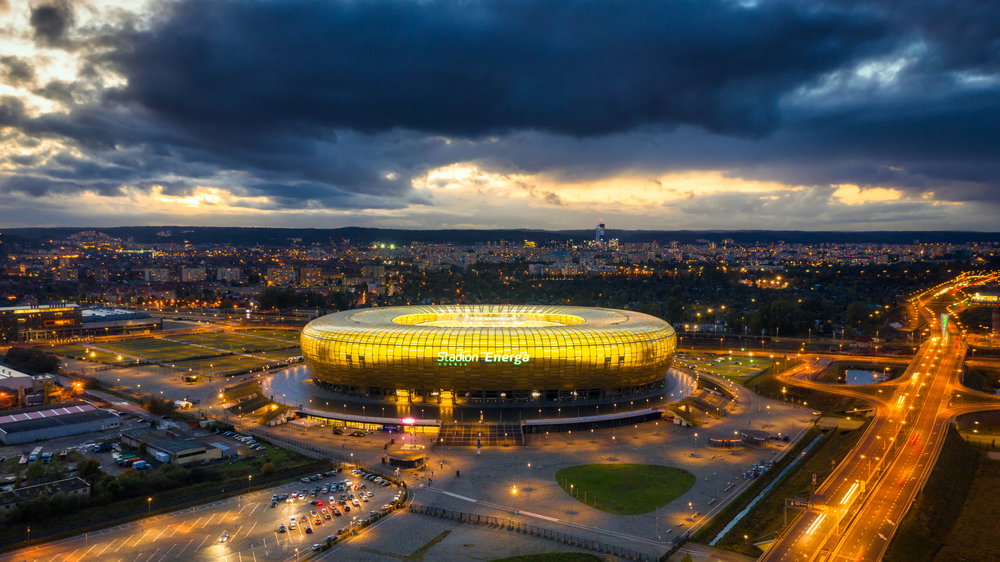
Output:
[147, 497, 152, 515]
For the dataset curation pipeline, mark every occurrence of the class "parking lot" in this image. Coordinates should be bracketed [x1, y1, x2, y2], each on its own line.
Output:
[2, 472, 404, 562]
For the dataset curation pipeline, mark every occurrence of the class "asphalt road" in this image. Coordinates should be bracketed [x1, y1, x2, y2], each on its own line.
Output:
[762, 271, 1000, 562]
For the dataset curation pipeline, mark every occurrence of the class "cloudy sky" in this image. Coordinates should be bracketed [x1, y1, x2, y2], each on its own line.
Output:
[1, 0, 998, 231]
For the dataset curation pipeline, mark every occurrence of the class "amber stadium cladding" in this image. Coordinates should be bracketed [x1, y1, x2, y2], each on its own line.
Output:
[300, 305, 676, 404]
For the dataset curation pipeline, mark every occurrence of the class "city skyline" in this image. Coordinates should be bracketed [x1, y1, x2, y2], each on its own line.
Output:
[2, 0, 999, 231]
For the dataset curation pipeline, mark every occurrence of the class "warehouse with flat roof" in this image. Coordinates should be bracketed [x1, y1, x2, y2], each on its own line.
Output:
[0, 401, 121, 444]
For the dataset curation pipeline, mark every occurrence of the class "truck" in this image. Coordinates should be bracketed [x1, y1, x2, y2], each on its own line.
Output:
[153, 451, 170, 463]
[115, 454, 139, 466]
[132, 461, 152, 470]
[41, 452, 53, 464]
[91, 442, 114, 453]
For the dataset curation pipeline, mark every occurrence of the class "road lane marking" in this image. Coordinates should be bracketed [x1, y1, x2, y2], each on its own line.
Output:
[80, 544, 98, 559]
[95, 537, 118, 557]
[177, 538, 194, 555]
[195, 534, 210, 551]
[155, 543, 176, 562]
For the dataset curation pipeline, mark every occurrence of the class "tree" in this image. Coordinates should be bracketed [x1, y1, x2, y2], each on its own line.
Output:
[24, 461, 46, 480]
[78, 458, 103, 480]
[261, 462, 275, 476]
[3, 347, 61, 375]
[145, 397, 176, 416]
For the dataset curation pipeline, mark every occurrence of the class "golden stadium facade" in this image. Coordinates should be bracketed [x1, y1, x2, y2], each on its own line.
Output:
[300, 305, 676, 404]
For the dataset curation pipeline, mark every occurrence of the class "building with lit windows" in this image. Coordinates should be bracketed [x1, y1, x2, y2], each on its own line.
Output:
[0, 305, 82, 342]
[300, 305, 676, 405]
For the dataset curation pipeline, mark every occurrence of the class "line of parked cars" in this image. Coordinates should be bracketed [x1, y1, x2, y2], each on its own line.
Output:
[222, 430, 267, 451]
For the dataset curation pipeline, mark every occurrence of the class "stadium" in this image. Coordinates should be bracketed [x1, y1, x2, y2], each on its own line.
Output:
[300, 305, 677, 405]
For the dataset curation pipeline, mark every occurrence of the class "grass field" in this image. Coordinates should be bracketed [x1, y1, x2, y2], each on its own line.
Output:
[675, 353, 777, 383]
[930, 452, 1000, 561]
[238, 328, 301, 343]
[99, 338, 228, 362]
[46, 344, 122, 363]
[47, 329, 301, 377]
[171, 355, 274, 377]
[170, 332, 297, 352]
[746, 371, 871, 415]
[554, 464, 695, 514]
[884, 428, 983, 562]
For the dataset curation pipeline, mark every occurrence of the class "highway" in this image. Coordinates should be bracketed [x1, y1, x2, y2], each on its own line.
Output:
[761, 272, 1000, 562]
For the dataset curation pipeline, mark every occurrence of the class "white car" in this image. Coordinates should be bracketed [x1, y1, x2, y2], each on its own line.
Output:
[218, 533, 230, 543]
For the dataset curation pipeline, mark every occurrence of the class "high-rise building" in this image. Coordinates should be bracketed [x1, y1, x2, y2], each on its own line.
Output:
[180, 267, 207, 283]
[216, 267, 242, 282]
[595, 221, 606, 244]
[142, 268, 171, 283]
[298, 267, 324, 287]
[266, 267, 297, 287]
[362, 265, 386, 280]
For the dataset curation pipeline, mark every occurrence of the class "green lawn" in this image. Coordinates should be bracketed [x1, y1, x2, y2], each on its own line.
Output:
[554, 464, 694, 514]
[674, 353, 777, 383]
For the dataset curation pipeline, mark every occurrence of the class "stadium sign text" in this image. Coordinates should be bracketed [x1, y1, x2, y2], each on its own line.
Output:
[437, 351, 530, 366]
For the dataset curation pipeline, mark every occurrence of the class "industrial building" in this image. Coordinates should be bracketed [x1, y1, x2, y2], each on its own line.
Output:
[120, 428, 223, 465]
[0, 401, 121, 444]
[79, 308, 162, 337]
[0, 304, 161, 342]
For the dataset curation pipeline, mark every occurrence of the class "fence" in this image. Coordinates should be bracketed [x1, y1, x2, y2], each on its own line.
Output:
[409, 504, 675, 561]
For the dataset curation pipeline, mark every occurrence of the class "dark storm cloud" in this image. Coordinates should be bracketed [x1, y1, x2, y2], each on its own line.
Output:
[107, 0, 892, 138]
[3, 0, 999, 224]
[0, 96, 26, 127]
[0, 56, 34, 85]
[29, 0, 73, 46]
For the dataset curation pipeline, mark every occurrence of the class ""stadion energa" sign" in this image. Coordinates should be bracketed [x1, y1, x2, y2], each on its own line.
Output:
[437, 350, 531, 366]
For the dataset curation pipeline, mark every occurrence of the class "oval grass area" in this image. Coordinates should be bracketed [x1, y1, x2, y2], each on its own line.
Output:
[555, 463, 696, 514]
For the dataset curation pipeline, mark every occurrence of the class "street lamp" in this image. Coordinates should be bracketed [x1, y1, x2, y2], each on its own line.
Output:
[147, 497, 152, 515]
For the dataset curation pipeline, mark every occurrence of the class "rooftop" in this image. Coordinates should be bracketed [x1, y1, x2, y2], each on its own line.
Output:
[0, 477, 90, 507]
